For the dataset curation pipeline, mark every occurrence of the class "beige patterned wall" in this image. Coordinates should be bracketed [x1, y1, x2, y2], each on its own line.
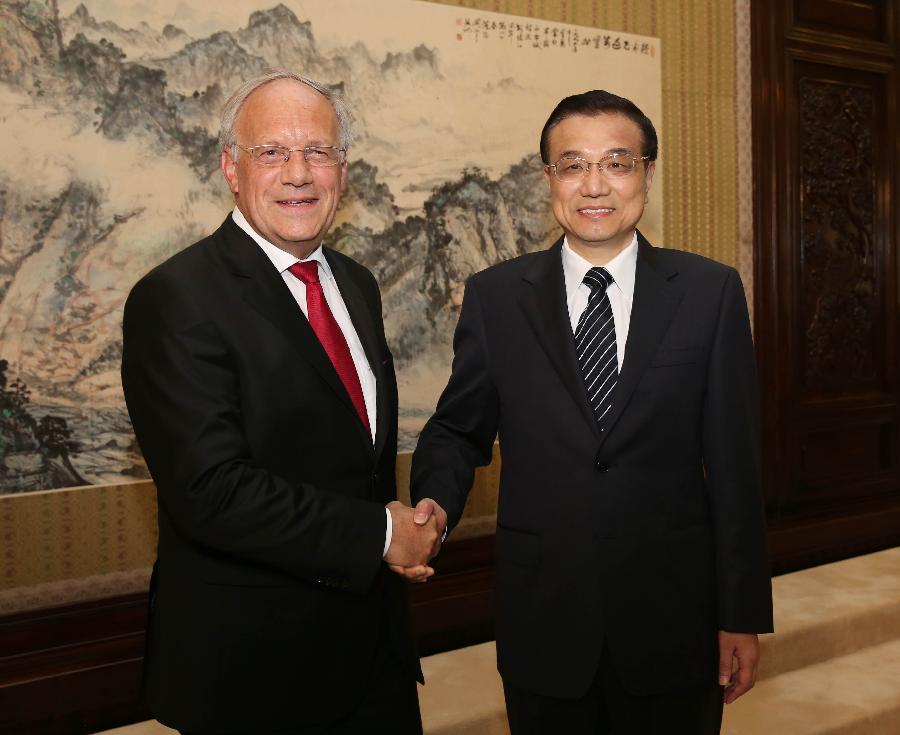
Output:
[0, 456, 502, 613]
[0, 0, 753, 613]
[0, 481, 157, 612]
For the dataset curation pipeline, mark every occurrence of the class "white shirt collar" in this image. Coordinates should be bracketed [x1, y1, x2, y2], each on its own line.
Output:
[231, 207, 333, 281]
[561, 232, 638, 295]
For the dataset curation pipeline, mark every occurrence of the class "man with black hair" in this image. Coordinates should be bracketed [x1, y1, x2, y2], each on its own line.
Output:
[408, 90, 773, 734]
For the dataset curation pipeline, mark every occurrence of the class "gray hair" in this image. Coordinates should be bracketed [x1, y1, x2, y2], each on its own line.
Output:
[218, 69, 353, 159]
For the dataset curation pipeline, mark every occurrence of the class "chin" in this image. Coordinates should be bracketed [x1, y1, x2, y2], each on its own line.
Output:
[577, 229, 617, 243]
[279, 226, 323, 242]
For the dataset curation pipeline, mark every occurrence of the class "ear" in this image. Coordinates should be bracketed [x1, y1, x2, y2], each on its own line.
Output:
[338, 159, 349, 194]
[543, 165, 553, 192]
[643, 160, 656, 195]
[221, 148, 239, 195]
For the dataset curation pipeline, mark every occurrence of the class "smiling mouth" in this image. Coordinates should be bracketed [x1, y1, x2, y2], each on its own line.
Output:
[578, 207, 615, 216]
[276, 197, 317, 207]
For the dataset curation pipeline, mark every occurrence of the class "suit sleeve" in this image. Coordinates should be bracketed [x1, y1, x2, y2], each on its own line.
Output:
[411, 277, 500, 531]
[121, 271, 386, 594]
[702, 269, 774, 633]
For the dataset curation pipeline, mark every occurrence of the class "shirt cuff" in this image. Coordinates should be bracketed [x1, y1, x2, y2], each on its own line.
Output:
[383, 505, 393, 558]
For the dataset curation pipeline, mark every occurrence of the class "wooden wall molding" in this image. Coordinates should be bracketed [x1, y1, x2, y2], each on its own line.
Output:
[0, 594, 149, 735]
[786, 45, 894, 73]
[793, 0, 890, 42]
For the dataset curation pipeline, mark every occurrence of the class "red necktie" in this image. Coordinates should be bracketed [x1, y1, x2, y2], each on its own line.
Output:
[288, 261, 371, 437]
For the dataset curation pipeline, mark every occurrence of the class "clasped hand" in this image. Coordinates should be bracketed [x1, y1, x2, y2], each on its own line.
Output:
[384, 498, 447, 583]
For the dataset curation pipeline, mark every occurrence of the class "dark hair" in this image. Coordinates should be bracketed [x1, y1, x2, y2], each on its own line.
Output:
[539, 90, 658, 165]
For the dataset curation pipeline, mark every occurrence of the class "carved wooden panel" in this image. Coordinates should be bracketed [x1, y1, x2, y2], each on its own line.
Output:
[796, 73, 882, 394]
[794, 0, 885, 40]
[780, 60, 898, 514]
[753, 0, 900, 557]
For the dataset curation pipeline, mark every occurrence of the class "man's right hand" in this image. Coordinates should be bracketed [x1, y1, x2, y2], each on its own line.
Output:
[384, 501, 440, 580]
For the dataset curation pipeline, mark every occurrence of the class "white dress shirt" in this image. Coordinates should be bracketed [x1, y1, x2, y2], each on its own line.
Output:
[561, 233, 639, 371]
[231, 208, 392, 554]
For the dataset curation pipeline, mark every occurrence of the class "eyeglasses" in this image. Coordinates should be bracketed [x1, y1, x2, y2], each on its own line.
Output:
[234, 144, 346, 167]
[548, 153, 650, 182]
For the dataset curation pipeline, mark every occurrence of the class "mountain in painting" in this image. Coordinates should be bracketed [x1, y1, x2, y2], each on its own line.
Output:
[0, 0, 556, 491]
[62, 3, 193, 60]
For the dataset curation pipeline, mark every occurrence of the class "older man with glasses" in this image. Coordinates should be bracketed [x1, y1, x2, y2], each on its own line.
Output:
[409, 89, 774, 735]
[122, 70, 439, 735]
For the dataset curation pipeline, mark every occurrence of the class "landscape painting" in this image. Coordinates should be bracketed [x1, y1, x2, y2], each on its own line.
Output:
[0, 0, 661, 493]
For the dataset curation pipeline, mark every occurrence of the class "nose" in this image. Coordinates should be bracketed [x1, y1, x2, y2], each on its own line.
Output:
[580, 163, 612, 196]
[280, 150, 313, 187]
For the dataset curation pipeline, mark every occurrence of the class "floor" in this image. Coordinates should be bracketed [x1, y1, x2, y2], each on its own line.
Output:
[95, 546, 900, 735]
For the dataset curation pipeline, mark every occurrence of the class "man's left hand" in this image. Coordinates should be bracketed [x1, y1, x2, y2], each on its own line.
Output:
[719, 630, 760, 704]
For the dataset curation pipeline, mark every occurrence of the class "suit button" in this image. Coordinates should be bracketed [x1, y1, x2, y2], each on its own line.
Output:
[595, 460, 610, 473]
[373, 472, 381, 483]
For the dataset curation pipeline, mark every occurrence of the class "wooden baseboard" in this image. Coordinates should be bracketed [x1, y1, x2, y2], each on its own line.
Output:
[0, 594, 151, 735]
[769, 500, 900, 575]
[413, 533, 496, 656]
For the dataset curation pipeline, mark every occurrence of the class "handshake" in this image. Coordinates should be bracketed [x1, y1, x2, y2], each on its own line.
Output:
[384, 498, 448, 583]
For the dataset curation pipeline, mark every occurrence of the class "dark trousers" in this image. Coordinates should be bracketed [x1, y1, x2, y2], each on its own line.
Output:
[503, 646, 723, 735]
[180, 628, 422, 735]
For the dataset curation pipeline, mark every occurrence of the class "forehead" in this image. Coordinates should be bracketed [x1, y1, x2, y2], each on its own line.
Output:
[237, 79, 339, 142]
[547, 113, 644, 158]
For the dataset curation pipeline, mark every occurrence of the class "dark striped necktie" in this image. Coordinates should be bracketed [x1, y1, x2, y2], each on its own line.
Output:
[574, 267, 618, 429]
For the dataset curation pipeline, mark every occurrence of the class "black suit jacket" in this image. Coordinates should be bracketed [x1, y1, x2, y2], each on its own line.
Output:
[411, 232, 773, 699]
[122, 216, 418, 732]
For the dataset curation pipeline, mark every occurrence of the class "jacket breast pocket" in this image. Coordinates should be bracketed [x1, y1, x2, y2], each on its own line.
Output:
[649, 347, 705, 368]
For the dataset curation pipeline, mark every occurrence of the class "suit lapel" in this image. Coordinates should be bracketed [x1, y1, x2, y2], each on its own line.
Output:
[598, 232, 683, 445]
[215, 219, 373, 453]
[324, 249, 388, 460]
[520, 238, 602, 440]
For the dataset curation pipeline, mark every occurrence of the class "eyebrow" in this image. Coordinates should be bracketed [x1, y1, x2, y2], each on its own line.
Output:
[249, 139, 338, 148]
[557, 147, 636, 158]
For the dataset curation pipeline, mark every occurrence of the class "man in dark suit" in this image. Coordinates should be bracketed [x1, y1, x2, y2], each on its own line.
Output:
[121, 70, 439, 735]
[409, 90, 773, 734]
